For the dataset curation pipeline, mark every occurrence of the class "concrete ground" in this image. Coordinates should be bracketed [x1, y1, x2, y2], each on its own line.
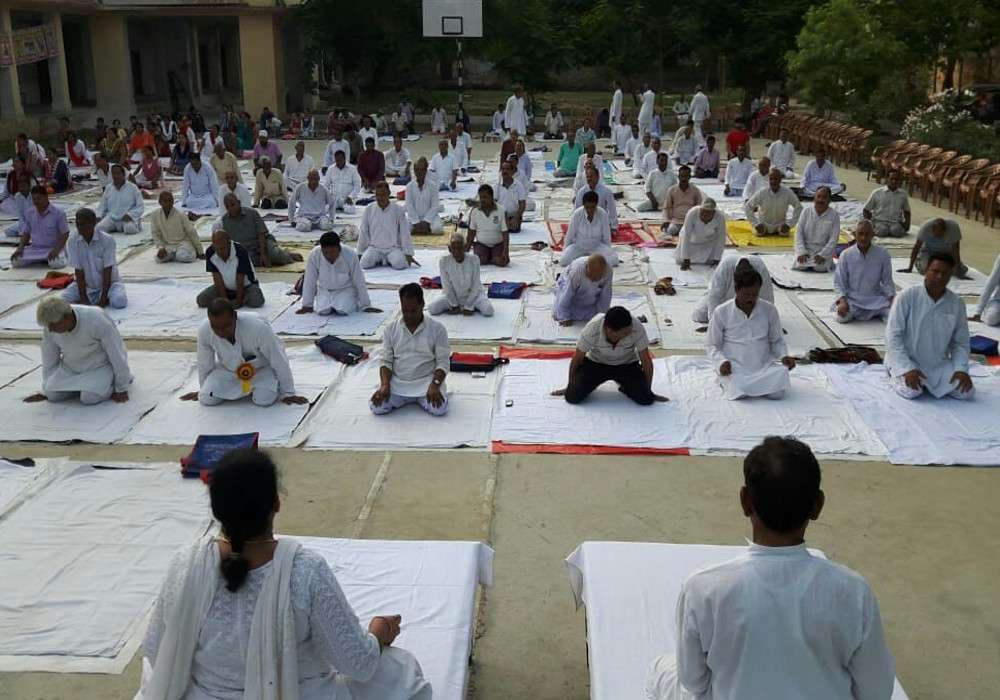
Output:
[1, 131, 999, 700]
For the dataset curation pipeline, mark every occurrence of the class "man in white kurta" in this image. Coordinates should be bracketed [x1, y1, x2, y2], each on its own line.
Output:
[287, 170, 334, 232]
[801, 149, 845, 196]
[371, 283, 451, 416]
[631, 132, 651, 176]
[188, 299, 305, 407]
[741, 157, 772, 202]
[63, 208, 128, 309]
[218, 170, 252, 209]
[794, 188, 841, 272]
[833, 221, 894, 323]
[429, 234, 494, 317]
[723, 145, 754, 197]
[638, 152, 678, 211]
[693, 255, 774, 324]
[429, 139, 458, 191]
[688, 86, 711, 135]
[97, 164, 144, 234]
[767, 129, 796, 176]
[638, 85, 656, 134]
[181, 153, 221, 215]
[405, 158, 442, 235]
[27, 297, 132, 406]
[283, 141, 315, 190]
[641, 137, 666, 177]
[574, 166, 618, 230]
[560, 193, 618, 267]
[574, 143, 604, 190]
[745, 168, 802, 236]
[503, 87, 527, 136]
[970, 253, 1000, 326]
[613, 115, 632, 155]
[646, 436, 896, 700]
[553, 254, 614, 324]
[885, 253, 974, 400]
[151, 190, 204, 263]
[863, 170, 911, 238]
[707, 263, 794, 400]
[321, 150, 362, 210]
[297, 231, 372, 316]
[610, 81, 624, 126]
[358, 182, 414, 270]
[385, 134, 412, 180]
[323, 129, 350, 168]
[671, 124, 699, 166]
[496, 161, 527, 233]
[676, 199, 726, 268]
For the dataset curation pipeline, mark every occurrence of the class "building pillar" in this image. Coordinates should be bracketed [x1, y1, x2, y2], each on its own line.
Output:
[0, 7, 24, 120]
[45, 12, 72, 112]
[208, 28, 223, 93]
[189, 22, 202, 98]
[238, 14, 281, 115]
[88, 14, 135, 118]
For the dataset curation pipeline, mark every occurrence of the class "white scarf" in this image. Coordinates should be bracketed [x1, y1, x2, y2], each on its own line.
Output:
[137, 536, 301, 700]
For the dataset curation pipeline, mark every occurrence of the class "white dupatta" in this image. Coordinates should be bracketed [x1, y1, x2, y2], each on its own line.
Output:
[137, 536, 302, 700]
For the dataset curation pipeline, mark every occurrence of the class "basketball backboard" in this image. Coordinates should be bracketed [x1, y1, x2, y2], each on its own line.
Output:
[422, 0, 483, 38]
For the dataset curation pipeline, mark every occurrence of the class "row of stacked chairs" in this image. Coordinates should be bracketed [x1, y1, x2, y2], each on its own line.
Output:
[763, 113, 873, 168]
[871, 141, 1000, 226]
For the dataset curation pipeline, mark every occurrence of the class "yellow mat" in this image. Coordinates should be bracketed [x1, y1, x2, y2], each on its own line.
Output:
[726, 220, 850, 249]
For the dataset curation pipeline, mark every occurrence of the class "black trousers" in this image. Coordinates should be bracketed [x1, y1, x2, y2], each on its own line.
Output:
[564, 358, 654, 406]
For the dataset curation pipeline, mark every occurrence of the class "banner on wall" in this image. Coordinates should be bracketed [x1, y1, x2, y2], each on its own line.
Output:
[0, 24, 61, 68]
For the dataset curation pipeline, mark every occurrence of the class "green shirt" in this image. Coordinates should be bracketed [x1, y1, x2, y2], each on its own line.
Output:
[558, 141, 583, 173]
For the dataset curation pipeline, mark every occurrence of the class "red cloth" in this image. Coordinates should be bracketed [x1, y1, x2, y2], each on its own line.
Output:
[725, 128, 750, 157]
[357, 150, 385, 185]
[547, 221, 644, 251]
[130, 132, 154, 153]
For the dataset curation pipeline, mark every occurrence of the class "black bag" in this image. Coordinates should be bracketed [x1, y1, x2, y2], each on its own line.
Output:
[316, 335, 366, 365]
[808, 345, 882, 364]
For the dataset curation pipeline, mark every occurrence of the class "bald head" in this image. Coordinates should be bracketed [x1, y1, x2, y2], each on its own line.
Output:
[585, 254, 608, 281]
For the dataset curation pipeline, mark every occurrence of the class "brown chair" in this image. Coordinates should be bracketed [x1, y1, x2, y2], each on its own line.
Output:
[976, 174, 1000, 226]
[901, 147, 942, 187]
[942, 158, 991, 212]
[926, 154, 972, 203]
[960, 163, 1000, 219]
[870, 140, 914, 182]
[910, 150, 956, 198]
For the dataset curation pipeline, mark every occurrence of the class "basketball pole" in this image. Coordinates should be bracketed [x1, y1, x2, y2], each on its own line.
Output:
[457, 39, 463, 110]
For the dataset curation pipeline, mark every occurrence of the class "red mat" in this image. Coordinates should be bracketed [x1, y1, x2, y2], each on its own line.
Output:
[987, 356, 1000, 366]
[546, 221, 647, 251]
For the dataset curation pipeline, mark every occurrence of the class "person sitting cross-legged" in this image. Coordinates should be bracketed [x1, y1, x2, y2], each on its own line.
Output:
[10, 185, 69, 269]
[181, 152, 221, 220]
[863, 169, 910, 238]
[98, 163, 144, 234]
[253, 157, 286, 209]
[800, 147, 844, 197]
[645, 436, 896, 700]
[744, 167, 801, 237]
[429, 233, 494, 317]
[151, 190, 204, 263]
[574, 164, 618, 233]
[62, 207, 128, 309]
[218, 169, 252, 209]
[832, 220, 894, 324]
[385, 133, 412, 182]
[553, 253, 613, 327]
[357, 137, 386, 191]
[560, 190, 618, 267]
[197, 226, 265, 309]
[429, 139, 458, 192]
[358, 181, 416, 270]
[370, 283, 451, 417]
[637, 151, 677, 212]
[551, 305, 668, 405]
[661, 166, 703, 239]
[707, 259, 796, 400]
[24, 296, 131, 406]
[495, 161, 527, 234]
[282, 140, 314, 190]
[885, 252, 974, 401]
[467, 184, 510, 267]
[297, 231, 379, 316]
[969, 253, 1000, 327]
[287, 169, 334, 233]
[180, 298, 307, 407]
[793, 186, 840, 272]
[404, 158, 443, 235]
[220, 193, 302, 268]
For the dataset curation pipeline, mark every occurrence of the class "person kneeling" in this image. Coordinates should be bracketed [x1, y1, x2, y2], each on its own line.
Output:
[429, 234, 495, 317]
[182, 298, 307, 407]
[62, 207, 128, 309]
[297, 231, 380, 316]
[552, 305, 667, 405]
[707, 260, 796, 400]
[370, 283, 451, 416]
[553, 254, 613, 327]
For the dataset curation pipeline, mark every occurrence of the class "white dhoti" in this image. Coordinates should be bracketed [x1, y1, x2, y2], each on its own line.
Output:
[314, 286, 363, 315]
[181, 195, 220, 215]
[559, 243, 619, 267]
[97, 216, 141, 235]
[61, 281, 128, 309]
[198, 366, 279, 406]
[295, 215, 335, 232]
[361, 247, 407, 270]
[155, 241, 198, 263]
[427, 291, 494, 316]
[43, 363, 115, 405]
[675, 233, 726, 265]
[721, 362, 790, 400]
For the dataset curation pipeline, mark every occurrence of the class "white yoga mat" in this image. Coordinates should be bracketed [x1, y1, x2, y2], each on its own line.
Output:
[422, 293, 523, 340]
[492, 358, 689, 450]
[511, 220, 552, 246]
[564, 541, 910, 700]
[362, 248, 548, 288]
[438, 182, 481, 201]
[797, 291, 886, 346]
[650, 287, 711, 350]
[301, 351, 498, 450]
[0, 457, 67, 517]
[0, 462, 212, 673]
[0, 280, 296, 337]
[764, 253, 837, 291]
[772, 287, 833, 354]
[661, 356, 888, 456]
[124, 346, 343, 447]
[643, 248, 742, 288]
[515, 290, 660, 345]
[0, 351, 194, 443]
[891, 259, 988, 295]
[294, 537, 494, 700]
[0, 281, 48, 315]
[0, 344, 41, 388]
[271, 288, 397, 338]
[823, 363, 1000, 466]
[118, 246, 209, 279]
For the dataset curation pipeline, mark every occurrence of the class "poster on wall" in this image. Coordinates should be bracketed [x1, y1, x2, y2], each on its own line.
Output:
[0, 24, 61, 67]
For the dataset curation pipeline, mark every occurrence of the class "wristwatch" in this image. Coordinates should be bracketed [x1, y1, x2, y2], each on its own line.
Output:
[432, 378, 443, 386]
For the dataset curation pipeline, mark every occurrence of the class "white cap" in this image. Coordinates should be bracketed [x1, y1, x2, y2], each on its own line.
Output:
[258, 129, 268, 137]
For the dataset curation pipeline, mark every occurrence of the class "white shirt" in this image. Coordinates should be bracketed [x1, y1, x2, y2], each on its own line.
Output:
[863, 186, 910, 225]
[287, 182, 333, 221]
[574, 153, 604, 190]
[447, 142, 469, 171]
[380, 315, 451, 396]
[639, 90, 656, 122]
[574, 183, 618, 228]
[745, 185, 802, 230]
[100, 180, 144, 221]
[642, 149, 665, 177]
[67, 231, 120, 289]
[672, 134, 699, 164]
[670, 543, 895, 700]
[218, 182, 252, 209]
[321, 163, 361, 203]
[491, 110, 504, 133]
[767, 139, 796, 172]
[358, 126, 378, 147]
[672, 100, 689, 117]
[323, 138, 350, 167]
[503, 95, 527, 135]
[495, 178, 527, 217]
[384, 147, 411, 175]
[440, 253, 485, 309]
[975, 254, 1000, 315]
[200, 132, 224, 156]
[613, 124, 633, 154]
[358, 201, 412, 254]
[724, 157, 754, 190]
[41, 304, 131, 392]
[646, 167, 678, 204]
[801, 159, 842, 193]
[301, 245, 369, 309]
[284, 153, 316, 185]
[469, 206, 508, 247]
[545, 111, 564, 134]
[886, 284, 970, 397]
[689, 91, 711, 121]
[704, 256, 775, 319]
[795, 206, 842, 259]
[565, 205, 611, 251]
[707, 298, 787, 371]
[182, 163, 220, 205]
[431, 108, 446, 130]
[404, 178, 440, 224]
[429, 152, 457, 185]
[197, 312, 296, 396]
[834, 243, 895, 311]
[610, 89, 624, 121]
[742, 170, 770, 200]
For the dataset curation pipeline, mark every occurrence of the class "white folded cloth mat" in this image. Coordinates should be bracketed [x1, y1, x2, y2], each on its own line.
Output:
[0, 281, 48, 315]
[362, 248, 549, 288]
[271, 289, 399, 337]
[823, 362, 1000, 466]
[511, 220, 553, 246]
[763, 253, 837, 290]
[0, 456, 67, 517]
[0, 350, 193, 443]
[301, 350, 498, 450]
[515, 290, 660, 345]
[0, 343, 41, 388]
[117, 247, 212, 279]
[423, 293, 524, 340]
[563, 541, 910, 700]
[797, 291, 886, 346]
[123, 346, 342, 447]
[643, 248, 741, 288]
[0, 280, 296, 337]
[891, 259, 988, 295]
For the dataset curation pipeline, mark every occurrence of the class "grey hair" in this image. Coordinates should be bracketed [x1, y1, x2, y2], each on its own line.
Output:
[855, 219, 874, 233]
[36, 296, 72, 326]
[449, 232, 465, 247]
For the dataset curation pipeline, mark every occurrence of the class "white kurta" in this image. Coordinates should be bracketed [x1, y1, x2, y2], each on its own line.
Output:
[380, 315, 451, 397]
[503, 95, 527, 135]
[404, 179, 442, 231]
[646, 543, 895, 700]
[385, 147, 411, 177]
[767, 140, 796, 173]
[801, 159, 843, 195]
[638, 90, 656, 128]
[706, 298, 790, 399]
[676, 208, 727, 264]
[358, 201, 412, 257]
[613, 124, 632, 155]
[284, 153, 316, 188]
[694, 256, 775, 324]
[196, 312, 296, 402]
[100, 181, 144, 222]
[561, 206, 617, 267]
[288, 183, 334, 223]
[646, 167, 678, 205]
[742, 170, 770, 201]
[688, 91, 711, 123]
[323, 139, 350, 167]
[574, 154, 604, 190]
[218, 183, 252, 209]
[610, 88, 624, 123]
[672, 135, 699, 165]
[745, 185, 802, 231]
[182, 164, 220, 212]
[833, 244, 894, 320]
[885, 284, 971, 398]
[794, 206, 841, 266]
[41, 304, 132, 398]
[302, 245, 370, 314]
[573, 183, 618, 228]
[436, 253, 490, 313]
[974, 254, 1000, 322]
[496, 179, 527, 217]
[724, 157, 754, 192]
[322, 164, 362, 206]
